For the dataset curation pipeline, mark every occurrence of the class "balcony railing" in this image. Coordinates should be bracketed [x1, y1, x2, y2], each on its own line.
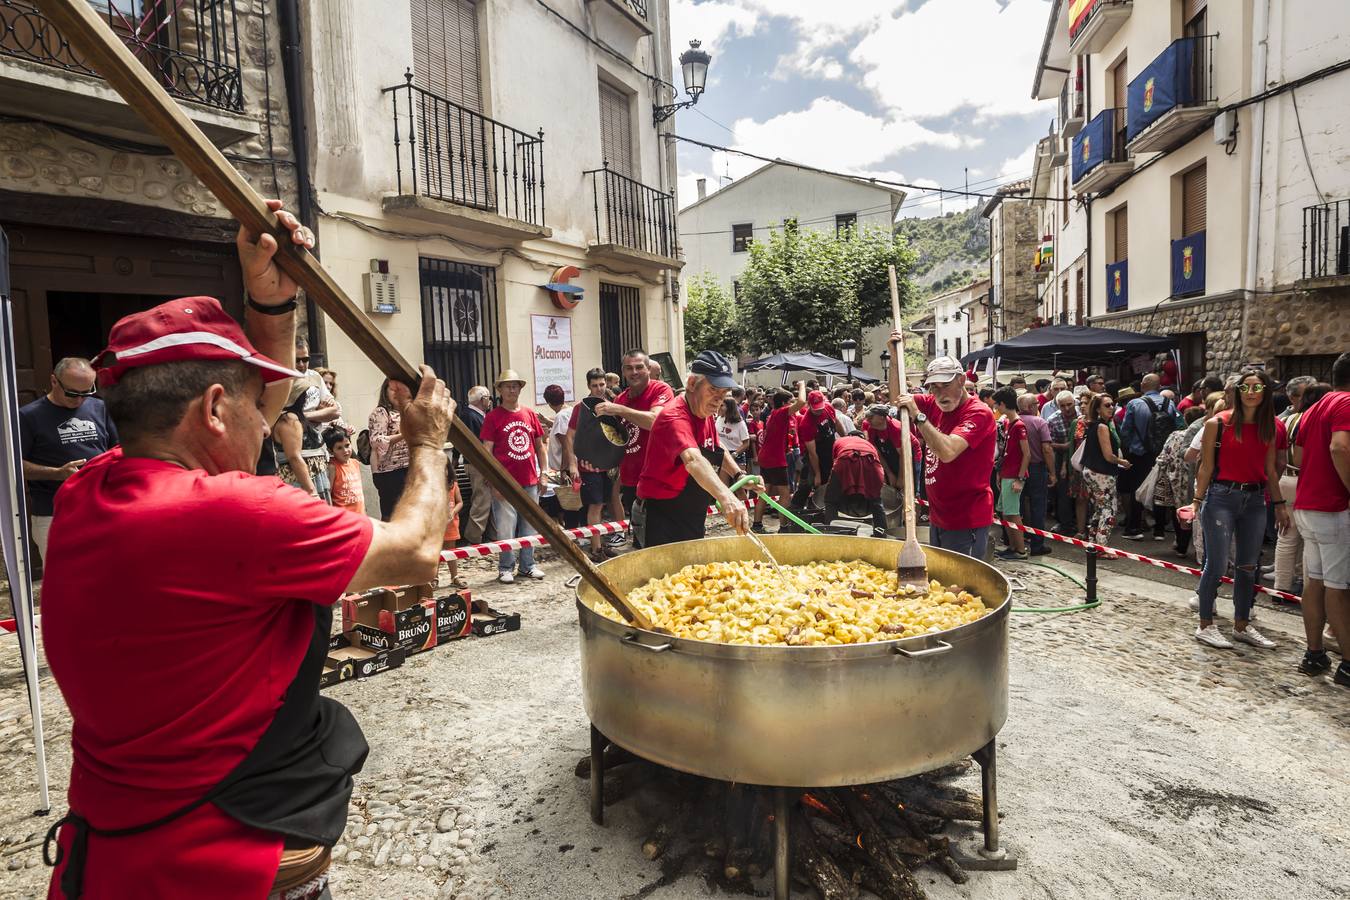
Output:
[0, 0, 243, 111]
[1059, 77, 1084, 135]
[385, 73, 545, 227]
[623, 0, 648, 18]
[1171, 230, 1205, 297]
[1303, 199, 1350, 280]
[586, 163, 676, 260]
[1068, 0, 1132, 54]
[1127, 35, 1216, 149]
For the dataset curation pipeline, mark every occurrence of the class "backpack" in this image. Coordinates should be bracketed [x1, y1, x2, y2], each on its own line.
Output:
[355, 429, 372, 466]
[1141, 396, 1177, 456]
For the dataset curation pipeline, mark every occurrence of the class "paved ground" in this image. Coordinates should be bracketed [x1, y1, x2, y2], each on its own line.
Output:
[1, 523, 1347, 899]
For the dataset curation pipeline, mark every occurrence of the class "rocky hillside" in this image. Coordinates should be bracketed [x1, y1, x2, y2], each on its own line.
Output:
[895, 206, 989, 298]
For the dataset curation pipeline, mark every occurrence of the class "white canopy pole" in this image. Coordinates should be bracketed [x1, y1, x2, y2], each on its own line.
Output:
[0, 230, 50, 813]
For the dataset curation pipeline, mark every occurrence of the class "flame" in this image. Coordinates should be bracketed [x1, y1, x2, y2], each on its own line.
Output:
[800, 794, 835, 817]
[856, 833, 864, 850]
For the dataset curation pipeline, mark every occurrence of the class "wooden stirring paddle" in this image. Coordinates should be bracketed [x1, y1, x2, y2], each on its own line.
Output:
[887, 265, 929, 592]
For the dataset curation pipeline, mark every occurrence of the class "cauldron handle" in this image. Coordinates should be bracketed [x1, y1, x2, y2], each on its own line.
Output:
[621, 632, 673, 653]
[892, 640, 953, 659]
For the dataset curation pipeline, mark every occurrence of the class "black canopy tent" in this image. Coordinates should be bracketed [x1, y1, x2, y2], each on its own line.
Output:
[741, 351, 881, 384]
[960, 325, 1177, 369]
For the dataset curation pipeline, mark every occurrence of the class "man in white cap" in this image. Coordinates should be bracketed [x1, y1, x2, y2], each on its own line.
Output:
[480, 369, 547, 583]
[890, 342, 997, 559]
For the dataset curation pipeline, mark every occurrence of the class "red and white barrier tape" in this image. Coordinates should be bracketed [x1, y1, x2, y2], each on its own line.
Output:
[440, 498, 758, 561]
[912, 496, 1301, 603]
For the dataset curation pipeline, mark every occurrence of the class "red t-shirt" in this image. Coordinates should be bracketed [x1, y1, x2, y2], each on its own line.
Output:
[1214, 413, 1286, 484]
[1294, 390, 1350, 512]
[41, 449, 373, 898]
[1177, 395, 1197, 413]
[861, 417, 921, 459]
[481, 405, 543, 486]
[616, 379, 675, 486]
[1000, 417, 1028, 478]
[915, 394, 996, 530]
[760, 405, 793, 469]
[637, 395, 718, 500]
[798, 406, 831, 444]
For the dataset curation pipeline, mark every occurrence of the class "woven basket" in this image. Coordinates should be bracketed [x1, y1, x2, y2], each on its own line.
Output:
[554, 480, 583, 511]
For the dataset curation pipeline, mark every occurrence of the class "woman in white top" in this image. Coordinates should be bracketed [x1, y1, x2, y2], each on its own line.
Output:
[716, 397, 749, 456]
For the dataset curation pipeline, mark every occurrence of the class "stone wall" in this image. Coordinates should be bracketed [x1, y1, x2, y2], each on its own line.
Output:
[1101, 295, 1245, 376]
[999, 200, 1040, 337]
[0, 0, 296, 222]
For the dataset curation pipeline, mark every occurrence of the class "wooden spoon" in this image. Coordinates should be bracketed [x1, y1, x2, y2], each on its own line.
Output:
[888, 265, 928, 592]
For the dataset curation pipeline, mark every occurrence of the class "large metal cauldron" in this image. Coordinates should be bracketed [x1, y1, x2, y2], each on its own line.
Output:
[576, 534, 1011, 788]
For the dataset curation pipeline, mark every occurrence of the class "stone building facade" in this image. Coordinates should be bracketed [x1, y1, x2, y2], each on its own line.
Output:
[980, 180, 1039, 346]
[0, 0, 298, 401]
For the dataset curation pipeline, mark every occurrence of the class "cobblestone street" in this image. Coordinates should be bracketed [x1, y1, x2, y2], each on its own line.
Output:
[1, 529, 1347, 899]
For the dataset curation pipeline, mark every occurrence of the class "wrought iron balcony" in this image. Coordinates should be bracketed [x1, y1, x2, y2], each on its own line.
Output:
[384, 73, 546, 236]
[1068, 0, 1132, 55]
[1059, 77, 1084, 137]
[1071, 107, 1132, 194]
[0, 0, 243, 112]
[1303, 199, 1350, 281]
[1127, 34, 1218, 153]
[586, 163, 678, 266]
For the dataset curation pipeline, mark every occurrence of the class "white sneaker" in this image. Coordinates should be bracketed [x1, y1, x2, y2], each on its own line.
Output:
[1261, 571, 1276, 583]
[1188, 594, 1200, 611]
[1232, 626, 1276, 649]
[1195, 625, 1234, 649]
[520, 568, 545, 580]
[497, 572, 515, 584]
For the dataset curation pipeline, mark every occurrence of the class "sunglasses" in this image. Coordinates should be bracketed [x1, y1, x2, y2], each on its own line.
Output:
[1236, 384, 1265, 394]
[56, 376, 97, 398]
[296, 356, 310, 364]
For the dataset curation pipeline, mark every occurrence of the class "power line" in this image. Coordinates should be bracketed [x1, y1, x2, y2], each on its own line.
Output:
[669, 133, 1065, 202]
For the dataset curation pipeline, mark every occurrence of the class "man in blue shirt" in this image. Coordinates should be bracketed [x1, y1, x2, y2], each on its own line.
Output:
[1118, 373, 1177, 539]
[19, 357, 119, 567]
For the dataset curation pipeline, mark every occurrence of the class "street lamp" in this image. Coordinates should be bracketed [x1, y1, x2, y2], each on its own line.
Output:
[840, 338, 858, 382]
[653, 40, 712, 124]
[879, 349, 891, 382]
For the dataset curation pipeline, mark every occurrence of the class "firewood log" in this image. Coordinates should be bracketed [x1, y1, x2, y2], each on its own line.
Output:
[573, 743, 636, 778]
[792, 810, 859, 900]
[838, 789, 926, 900]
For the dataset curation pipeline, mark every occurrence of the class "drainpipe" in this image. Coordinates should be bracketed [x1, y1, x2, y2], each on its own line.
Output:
[1084, 196, 1093, 321]
[1242, 0, 1271, 359]
[277, 0, 324, 364]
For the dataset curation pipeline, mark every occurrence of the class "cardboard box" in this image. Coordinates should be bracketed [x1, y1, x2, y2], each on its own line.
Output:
[435, 590, 472, 644]
[470, 597, 522, 637]
[319, 633, 406, 688]
[342, 584, 437, 655]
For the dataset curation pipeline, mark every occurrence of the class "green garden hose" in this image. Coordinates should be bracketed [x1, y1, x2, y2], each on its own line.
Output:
[1009, 561, 1101, 613]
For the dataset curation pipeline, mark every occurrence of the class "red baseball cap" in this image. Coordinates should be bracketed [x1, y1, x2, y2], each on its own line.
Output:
[95, 296, 302, 387]
[807, 390, 828, 410]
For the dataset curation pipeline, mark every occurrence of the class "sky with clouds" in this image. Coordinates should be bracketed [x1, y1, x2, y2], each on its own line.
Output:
[668, 0, 1056, 219]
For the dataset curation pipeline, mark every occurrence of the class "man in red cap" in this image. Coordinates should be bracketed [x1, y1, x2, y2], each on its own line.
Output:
[795, 387, 840, 507]
[40, 202, 454, 899]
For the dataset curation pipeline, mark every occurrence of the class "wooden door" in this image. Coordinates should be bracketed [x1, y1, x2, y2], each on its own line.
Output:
[1, 224, 242, 404]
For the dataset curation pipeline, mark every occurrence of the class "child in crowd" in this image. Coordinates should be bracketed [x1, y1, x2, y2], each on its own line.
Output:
[325, 430, 365, 515]
[443, 465, 467, 588]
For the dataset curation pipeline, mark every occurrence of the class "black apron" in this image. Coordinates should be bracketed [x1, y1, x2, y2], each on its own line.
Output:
[44, 604, 368, 899]
[640, 445, 725, 548]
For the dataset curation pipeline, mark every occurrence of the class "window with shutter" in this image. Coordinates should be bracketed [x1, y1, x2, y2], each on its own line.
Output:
[1112, 205, 1128, 262]
[599, 81, 635, 178]
[1182, 164, 1207, 236]
[1111, 55, 1128, 141]
[1183, 0, 1207, 28]
[732, 223, 753, 253]
[412, 0, 481, 112]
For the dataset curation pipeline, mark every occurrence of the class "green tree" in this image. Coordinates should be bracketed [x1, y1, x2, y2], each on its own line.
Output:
[682, 273, 743, 361]
[736, 223, 918, 356]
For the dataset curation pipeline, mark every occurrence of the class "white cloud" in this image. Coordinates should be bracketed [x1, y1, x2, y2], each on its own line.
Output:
[996, 141, 1037, 181]
[669, 0, 760, 57]
[729, 97, 970, 172]
[853, 0, 1054, 119]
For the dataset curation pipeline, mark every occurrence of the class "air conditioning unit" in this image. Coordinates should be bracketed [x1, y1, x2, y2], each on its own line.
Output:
[363, 259, 399, 314]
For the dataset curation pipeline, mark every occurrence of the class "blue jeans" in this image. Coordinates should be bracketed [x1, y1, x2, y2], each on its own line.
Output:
[492, 483, 540, 574]
[929, 524, 990, 560]
[1196, 483, 1267, 622]
[1022, 462, 1049, 551]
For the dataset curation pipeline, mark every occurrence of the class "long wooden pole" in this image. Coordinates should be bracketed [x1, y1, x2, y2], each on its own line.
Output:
[38, 0, 651, 630]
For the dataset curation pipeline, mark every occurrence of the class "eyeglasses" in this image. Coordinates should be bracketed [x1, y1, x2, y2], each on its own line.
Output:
[1237, 384, 1265, 394]
[295, 356, 310, 365]
[56, 376, 97, 398]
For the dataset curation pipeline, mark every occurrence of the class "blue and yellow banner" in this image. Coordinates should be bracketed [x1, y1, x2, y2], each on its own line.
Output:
[1072, 109, 1110, 183]
[1106, 259, 1128, 312]
[1127, 38, 1197, 142]
[1171, 231, 1205, 297]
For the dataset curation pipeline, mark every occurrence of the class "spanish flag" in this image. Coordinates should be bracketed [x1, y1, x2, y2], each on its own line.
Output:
[1069, 0, 1097, 39]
